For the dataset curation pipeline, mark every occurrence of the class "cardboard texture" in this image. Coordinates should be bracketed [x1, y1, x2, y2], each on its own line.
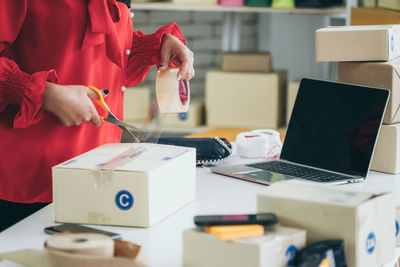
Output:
[286, 81, 300, 126]
[257, 181, 395, 267]
[351, 8, 400, 26]
[379, 0, 400, 11]
[183, 225, 306, 267]
[221, 53, 272, 73]
[205, 70, 286, 129]
[0, 249, 146, 267]
[163, 101, 204, 127]
[52, 143, 196, 228]
[316, 25, 400, 62]
[123, 86, 150, 123]
[371, 124, 400, 174]
[338, 59, 400, 124]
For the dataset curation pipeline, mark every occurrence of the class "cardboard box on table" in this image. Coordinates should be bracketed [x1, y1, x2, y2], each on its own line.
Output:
[286, 81, 300, 125]
[338, 58, 400, 124]
[351, 8, 400, 25]
[163, 100, 204, 127]
[123, 85, 150, 123]
[183, 225, 306, 267]
[371, 124, 400, 174]
[205, 70, 286, 129]
[257, 181, 395, 267]
[379, 0, 400, 11]
[221, 53, 272, 73]
[316, 25, 400, 62]
[52, 143, 196, 228]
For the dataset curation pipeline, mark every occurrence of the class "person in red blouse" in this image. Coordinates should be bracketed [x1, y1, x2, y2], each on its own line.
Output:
[0, 0, 194, 231]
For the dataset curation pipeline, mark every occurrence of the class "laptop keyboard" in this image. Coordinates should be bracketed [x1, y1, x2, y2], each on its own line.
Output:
[247, 161, 353, 182]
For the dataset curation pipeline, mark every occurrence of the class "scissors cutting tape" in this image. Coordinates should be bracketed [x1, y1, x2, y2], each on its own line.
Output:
[88, 85, 145, 143]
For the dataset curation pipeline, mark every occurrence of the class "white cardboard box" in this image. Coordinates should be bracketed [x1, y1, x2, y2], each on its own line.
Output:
[257, 181, 395, 267]
[396, 207, 400, 247]
[52, 143, 196, 228]
[316, 25, 400, 62]
[371, 124, 400, 174]
[183, 225, 306, 267]
[205, 70, 286, 129]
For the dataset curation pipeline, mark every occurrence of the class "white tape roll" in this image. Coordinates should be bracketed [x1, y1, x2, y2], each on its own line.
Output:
[46, 233, 114, 257]
[156, 67, 190, 113]
[236, 129, 282, 159]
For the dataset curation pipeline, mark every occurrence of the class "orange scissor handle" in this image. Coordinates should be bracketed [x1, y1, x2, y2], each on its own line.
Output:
[88, 85, 109, 121]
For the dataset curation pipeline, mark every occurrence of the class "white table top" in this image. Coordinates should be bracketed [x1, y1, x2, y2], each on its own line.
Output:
[1, 150, 400, 267]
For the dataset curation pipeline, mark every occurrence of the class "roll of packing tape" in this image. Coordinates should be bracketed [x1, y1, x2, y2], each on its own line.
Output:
[236, 129, 282, 159]
[156, 67, 190, 113]
[45, 233, 114, 257]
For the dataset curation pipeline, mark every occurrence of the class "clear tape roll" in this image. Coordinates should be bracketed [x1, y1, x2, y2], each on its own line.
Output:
[156, 67, 190, 114]
[45, 233, 114, 257]
[236, 129, 282, 159]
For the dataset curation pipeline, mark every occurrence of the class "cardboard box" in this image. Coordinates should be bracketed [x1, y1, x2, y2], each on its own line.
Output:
[183, 225, 306, 267]
[338, 59, 400, 124]
[221, 53, 272, 73]
[379, 0, 400, 11]
[286, 81, 300, 126]
[123, 86, 150, 122]
[205, 70, 286, 129]
[371, 124, 400, 174]
[257, 181, 395, 267]
[163, 101, 204, 127]
[52, 143, 196, 228]
[359, 0, 377, 7]
[316, 25, 400, 62]
[351, 8, 400, 26]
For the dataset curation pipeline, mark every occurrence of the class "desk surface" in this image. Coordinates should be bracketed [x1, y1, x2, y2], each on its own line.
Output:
[1, 150, 400, 267]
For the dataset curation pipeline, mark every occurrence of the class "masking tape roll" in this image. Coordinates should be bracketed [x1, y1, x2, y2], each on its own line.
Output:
[156, 67, 190, 113]
[46, 233, 114, 257]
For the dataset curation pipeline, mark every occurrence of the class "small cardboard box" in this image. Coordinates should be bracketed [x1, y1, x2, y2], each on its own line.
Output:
[257, 181, 395, 267]
[183, 225, 306, 267]
[286, 81, 300, 126]
[221, 53, 272, 73]
[123, 86, 150, 122]
[316, 25, 400, 62]
[379, 0, 400, 11]
[163, 101, 204, 127]
[371, 124, 400, 174]
[205, 70, 286, 129]
[351, 8, 400, 26]
[52, 143, 196, 228]
[338, 58, 400, 124]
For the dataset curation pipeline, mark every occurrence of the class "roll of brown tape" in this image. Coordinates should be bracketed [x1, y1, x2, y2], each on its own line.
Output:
[156, 67, 190, 114]
[45, 233, 114, 257]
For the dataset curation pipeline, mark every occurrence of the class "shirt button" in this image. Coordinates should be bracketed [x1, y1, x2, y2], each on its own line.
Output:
[130, 12, 135, 18]
[125, 49, 131, 55]
[121, 86, 126, 92]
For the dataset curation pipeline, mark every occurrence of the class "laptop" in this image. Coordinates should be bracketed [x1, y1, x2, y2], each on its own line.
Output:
[211, 78, 390, 185]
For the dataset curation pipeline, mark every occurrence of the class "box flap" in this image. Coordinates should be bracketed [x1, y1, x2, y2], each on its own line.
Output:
[259, 180, 385, 207]
[54, 143, 193, 172]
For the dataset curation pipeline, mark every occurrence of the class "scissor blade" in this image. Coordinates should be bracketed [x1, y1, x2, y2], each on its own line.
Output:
[119, 125, 140, 143]
[104, 112, 145, 133]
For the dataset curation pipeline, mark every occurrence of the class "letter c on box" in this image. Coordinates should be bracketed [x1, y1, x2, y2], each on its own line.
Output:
[115, 190, 134, 210]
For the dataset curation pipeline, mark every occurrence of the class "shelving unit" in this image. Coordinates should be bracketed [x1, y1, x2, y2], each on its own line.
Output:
[132, 1, 356, 52]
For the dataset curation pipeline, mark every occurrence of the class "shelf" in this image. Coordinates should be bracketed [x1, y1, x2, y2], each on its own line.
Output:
[131, 2, 346, 15]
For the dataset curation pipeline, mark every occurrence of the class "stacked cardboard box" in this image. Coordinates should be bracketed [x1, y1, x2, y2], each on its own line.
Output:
[205, 53, 287, 129]
[316, 24, 400, 174]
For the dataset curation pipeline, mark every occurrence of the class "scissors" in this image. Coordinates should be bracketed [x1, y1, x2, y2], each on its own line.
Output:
[88, 85, 145, 143]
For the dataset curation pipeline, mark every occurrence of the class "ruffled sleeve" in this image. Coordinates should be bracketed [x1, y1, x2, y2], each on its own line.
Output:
[125, 23, 186, 87]
[0, 0, 58, 129]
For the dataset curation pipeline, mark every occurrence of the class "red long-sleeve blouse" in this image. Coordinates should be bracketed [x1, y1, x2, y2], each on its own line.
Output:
[0, 0, 186, 203]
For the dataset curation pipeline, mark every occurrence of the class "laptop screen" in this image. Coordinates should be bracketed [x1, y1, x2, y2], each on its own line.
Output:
[281, 78, 389, 177]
